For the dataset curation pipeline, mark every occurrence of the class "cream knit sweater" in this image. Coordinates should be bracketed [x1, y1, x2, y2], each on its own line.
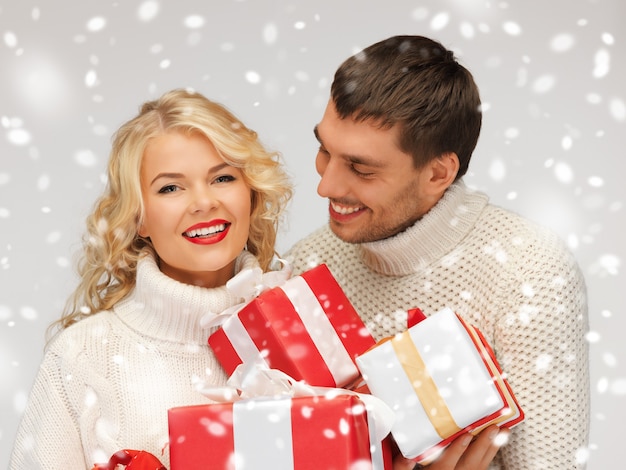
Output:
[286, 180, 590, 469]
[9, 250, 259, 470]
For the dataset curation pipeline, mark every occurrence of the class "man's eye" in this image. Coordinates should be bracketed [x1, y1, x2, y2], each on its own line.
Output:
[158, 184, 178, 194]
[350, 165, 374, 178]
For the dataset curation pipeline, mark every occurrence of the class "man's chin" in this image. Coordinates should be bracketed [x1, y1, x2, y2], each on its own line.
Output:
[329, 218, 411, 244]
[329, 220, 372, 244]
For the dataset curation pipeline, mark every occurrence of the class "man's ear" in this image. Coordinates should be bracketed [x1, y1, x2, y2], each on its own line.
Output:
[426, 152, 459, 194]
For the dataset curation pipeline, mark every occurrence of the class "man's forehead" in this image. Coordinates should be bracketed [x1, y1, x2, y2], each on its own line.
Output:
[314, 121, 411, 170]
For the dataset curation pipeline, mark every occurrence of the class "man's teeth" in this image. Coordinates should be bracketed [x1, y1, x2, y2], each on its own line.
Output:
[331, 202, 362, 215]
[185, 224, 226, 237]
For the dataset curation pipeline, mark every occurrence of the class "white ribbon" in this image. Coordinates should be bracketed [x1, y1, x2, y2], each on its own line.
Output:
[200, 259, 292, 329]
[198, 362, 395, 443]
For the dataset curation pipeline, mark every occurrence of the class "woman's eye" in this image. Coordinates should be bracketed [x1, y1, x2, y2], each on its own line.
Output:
[158, 184, 178, 194]
[214, 174, 236, 184]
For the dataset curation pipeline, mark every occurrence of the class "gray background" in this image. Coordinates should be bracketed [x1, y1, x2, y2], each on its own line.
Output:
[1, 0, 624, 467]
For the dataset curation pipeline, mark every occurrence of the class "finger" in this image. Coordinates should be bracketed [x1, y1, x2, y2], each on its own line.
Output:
[392, 454, 421, 470]
[459, 425, 510, 469]
[427, 433, 473, 469]
[391, 443, 464, 470]
[392, 425, 510, 470]
[479, 426, 510, 464]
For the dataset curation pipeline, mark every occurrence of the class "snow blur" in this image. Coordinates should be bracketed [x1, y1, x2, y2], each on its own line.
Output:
[0, 0, 624, 468]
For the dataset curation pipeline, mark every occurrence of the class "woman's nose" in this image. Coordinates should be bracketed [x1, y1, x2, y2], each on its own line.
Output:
[189, 187, 218, 213]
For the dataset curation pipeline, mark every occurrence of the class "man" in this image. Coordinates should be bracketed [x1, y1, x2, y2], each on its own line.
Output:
[286, 35, 589, 469]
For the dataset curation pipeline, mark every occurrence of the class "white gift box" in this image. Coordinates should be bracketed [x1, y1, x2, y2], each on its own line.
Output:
[355, 307, 523, 464]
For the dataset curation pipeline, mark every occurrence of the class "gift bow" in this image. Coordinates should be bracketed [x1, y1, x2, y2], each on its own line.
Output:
[198, 362, 395, 443]
[92, 449, 165, 470]
[200, 260, 292, 329]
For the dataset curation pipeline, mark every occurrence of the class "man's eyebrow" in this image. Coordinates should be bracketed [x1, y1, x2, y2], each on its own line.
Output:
[313, 124, 386, 168]
[349, 154, 384, 168]
[313, 125, 322, 144]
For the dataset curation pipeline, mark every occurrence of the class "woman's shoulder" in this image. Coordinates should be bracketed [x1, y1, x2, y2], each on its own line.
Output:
[47, 310, 116, 354]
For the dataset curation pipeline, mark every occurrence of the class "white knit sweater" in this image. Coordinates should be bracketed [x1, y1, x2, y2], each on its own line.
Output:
[286, 180, 590, 469]
[9, 250, 259, 470]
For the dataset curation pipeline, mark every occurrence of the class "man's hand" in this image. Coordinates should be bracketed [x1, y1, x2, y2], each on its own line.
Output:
[392, 425, 510, 470]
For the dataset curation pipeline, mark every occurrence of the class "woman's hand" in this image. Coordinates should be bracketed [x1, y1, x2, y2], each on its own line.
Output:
[393, 425, 510, 470]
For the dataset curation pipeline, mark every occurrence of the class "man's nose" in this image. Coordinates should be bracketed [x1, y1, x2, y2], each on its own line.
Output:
[316, 155, 346, 199]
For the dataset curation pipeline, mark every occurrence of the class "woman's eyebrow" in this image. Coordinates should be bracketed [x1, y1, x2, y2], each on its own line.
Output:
[150, 172, 184, 186]
[150, 162, 231, 186]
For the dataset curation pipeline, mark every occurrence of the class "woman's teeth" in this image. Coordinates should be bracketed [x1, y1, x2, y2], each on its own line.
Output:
[184, 224, 226, 238]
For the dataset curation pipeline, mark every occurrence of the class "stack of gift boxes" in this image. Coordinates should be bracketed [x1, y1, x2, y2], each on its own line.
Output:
[168, 264, 524, 469]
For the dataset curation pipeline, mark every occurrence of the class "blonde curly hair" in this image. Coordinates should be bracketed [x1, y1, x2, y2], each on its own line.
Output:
[53, 89, 292, 333]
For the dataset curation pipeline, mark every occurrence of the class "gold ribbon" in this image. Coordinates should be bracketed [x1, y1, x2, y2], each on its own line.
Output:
[391, 331, 461, 439]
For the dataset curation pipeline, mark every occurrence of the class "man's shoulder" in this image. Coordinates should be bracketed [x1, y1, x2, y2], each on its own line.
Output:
[480, 203, 577, 261]
[483, 204, 561, 238]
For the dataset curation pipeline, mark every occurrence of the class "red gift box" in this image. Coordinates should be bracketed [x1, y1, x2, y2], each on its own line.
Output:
[208, 264, 376, 388]
[168, 394, 392, 469]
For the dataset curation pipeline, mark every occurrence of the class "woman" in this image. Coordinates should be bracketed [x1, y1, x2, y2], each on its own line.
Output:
[9, 89, 292, 469]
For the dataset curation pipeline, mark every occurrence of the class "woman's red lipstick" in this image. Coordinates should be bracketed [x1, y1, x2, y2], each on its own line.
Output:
[183, 220, 230, 245]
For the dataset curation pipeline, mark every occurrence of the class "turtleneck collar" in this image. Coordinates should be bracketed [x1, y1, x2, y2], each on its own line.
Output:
[113, 250, 259, 345]
[358, 180, 489, 276]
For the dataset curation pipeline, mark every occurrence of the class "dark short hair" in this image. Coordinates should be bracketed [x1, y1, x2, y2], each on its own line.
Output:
[331, 35, 481, 178]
